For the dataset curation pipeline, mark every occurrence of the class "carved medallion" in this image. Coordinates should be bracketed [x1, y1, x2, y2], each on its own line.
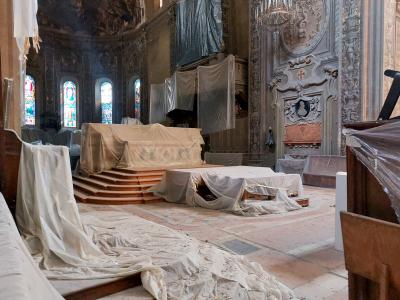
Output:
[281, 0, 329, 54]
[284, 96, 322, 125]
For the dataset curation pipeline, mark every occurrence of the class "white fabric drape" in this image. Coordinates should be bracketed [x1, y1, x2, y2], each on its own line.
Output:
[0, 193, 63, 300]
[121, 117, 143, 125]
[151, 166, 303, 216]
[197, 55, 236, 134]
[14, 143, 297, 299]
[16, 143, 167, 299]
[166, 71, 197, 112]
[13, 0, 40, 60]
[149, 83, 168, 124]
[175, 70, 196, 111]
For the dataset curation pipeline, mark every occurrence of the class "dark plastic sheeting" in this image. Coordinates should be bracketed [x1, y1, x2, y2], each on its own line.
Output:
[175, 0, 223, 67]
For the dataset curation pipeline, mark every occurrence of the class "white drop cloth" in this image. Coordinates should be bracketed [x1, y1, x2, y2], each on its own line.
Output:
[16, 143, 167, 299]
[13, 0, 40, 59]
[0, 193, 63, 300]
[121, 117, 143, 125]
[80, 123, 204, 174]
[166, 70, 197, 112]
[14, 143, 297, 299]
[149, 84, 168, 124]
[151, 166, 303, 216]
[197, 55, 236, 134]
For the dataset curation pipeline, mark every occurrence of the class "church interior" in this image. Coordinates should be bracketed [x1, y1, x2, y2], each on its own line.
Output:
[1, 0, 400, 299]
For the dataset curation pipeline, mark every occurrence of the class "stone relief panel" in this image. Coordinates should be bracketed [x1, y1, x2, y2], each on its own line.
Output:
[249, 0, 341, 163]
[282, 0, 329, 55]
[270, 55, 338, 156]
[284, 96, 322, 125]
[340, 0, 362, 123]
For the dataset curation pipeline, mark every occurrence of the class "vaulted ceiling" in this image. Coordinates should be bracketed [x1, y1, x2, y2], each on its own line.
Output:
[37, 0, 145, 36]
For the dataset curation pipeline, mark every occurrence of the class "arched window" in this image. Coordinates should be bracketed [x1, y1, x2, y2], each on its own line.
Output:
[24, 75, 36, 125]
[63, 81, 77, 128]
[134, 79, 141, 119]
[101, 81, 113, 124]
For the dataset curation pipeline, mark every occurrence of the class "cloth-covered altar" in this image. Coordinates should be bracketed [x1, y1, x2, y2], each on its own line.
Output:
[151, 166, 304, 216]
[79, 123, 204, 175]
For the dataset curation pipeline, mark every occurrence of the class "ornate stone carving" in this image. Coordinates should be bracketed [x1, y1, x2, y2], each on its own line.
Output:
[38, 0, 144, 36]
[284, 96, 322, 125]
[340, 0, 362, 123]
[282, 0, 329, 54]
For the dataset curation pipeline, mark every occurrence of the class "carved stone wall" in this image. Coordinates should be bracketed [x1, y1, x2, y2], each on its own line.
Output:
[340, 0, 362, 124]
[27, 29, 147, 128]
[249, 0, 341, 164]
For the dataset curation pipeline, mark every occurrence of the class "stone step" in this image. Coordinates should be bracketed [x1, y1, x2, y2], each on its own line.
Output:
[102, 170, 165, 179]
[73, 175, 153, 191]
[73, 181, 153, 198]
[74, 190, 163, 205]
[113, 167, 166, 175]
[90, 174, 162, 185]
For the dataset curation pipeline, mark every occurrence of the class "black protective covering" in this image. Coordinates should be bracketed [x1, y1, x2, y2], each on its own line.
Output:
[175, 0, 223, 67]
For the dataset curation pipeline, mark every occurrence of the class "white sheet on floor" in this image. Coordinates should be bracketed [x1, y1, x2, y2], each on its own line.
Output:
[79, 207, 297, 300]
[151, 166, 303, 216]
[16, 143, 167, 299]
[15, 143, 297, 299]
[0, 193, 63, 300]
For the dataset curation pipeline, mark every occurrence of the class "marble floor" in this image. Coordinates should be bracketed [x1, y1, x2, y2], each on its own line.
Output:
[82, 185, 347, 300]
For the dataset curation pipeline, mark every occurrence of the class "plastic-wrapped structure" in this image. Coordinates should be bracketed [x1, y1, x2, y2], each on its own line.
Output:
[346, 121, 400, 221]
[175, 0, 223, 66]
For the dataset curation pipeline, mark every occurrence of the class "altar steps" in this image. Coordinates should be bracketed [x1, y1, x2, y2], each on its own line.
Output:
[73, 168, 165, 205]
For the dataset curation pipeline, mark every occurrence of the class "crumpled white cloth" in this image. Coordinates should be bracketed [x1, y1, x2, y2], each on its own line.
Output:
[16, 143, 167, 300]
[0, 193, 63, 300]
[78, 207, 297, 300]
[14, 142, 298, 299]
[151, 166, 303, 216]
[13, 0, 40, 59]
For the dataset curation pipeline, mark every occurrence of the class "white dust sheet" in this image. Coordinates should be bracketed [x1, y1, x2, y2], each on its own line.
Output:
[0, 193, 63, 300]
[79, 123, 204, 175]
[15, 143, 297, 299]
[151, 166, 304, 216]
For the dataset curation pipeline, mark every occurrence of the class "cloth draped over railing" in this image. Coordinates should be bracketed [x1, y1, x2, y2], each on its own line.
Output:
[149, 55, 235, 134]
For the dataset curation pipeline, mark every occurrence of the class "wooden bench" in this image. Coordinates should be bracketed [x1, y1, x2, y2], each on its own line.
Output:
[341, 212, 400, 299]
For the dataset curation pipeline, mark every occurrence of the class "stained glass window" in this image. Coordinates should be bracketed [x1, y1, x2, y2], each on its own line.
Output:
[24, 75, 36, 125]
[63, 81, 77, 128]
[101, 82, 113, 124]
[134, 79, 141, 119]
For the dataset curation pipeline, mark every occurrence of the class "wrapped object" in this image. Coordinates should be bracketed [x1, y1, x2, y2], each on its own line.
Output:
[13, 0, 40, 60]
[165, 71, 196, 112]
[346, 121, 400, 221]
[149, 83, 168, 124]
[80, 123, 204, 174]
[197, 55, 236, 134]
[175, 0, 223, 66]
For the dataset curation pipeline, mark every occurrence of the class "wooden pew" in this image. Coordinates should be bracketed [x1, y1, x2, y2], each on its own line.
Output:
[344, 121, 400, 299]
[341, 212, 400, 300]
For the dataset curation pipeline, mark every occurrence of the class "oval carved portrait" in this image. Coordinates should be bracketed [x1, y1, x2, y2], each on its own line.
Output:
[281, 0, 329, 54]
